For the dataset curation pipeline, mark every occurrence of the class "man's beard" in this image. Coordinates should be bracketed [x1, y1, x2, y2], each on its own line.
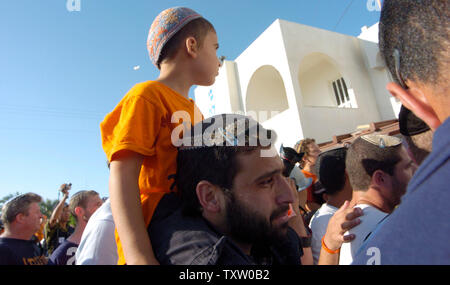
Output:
[391, 176, 408, 207]
[224, 193, 290, 246]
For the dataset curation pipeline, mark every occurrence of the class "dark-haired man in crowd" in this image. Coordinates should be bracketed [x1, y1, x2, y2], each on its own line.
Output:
[340, 134, 416, 265]
[148, 114, 362, 265]
[0, 193, 48, 265]
[309, 147, 352, 264]
[353, 0, 450, 265]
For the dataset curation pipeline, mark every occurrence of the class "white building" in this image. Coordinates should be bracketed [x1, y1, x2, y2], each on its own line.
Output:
[194, 20, 401, 148]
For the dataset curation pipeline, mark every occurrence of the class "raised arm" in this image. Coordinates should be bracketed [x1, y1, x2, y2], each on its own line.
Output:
[48, 184, 70, 228]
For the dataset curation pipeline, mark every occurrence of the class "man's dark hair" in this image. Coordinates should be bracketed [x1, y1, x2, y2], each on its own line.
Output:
[157, 17, 215, 69]
[345, 136, 402, 190]
[175, 114, 276, 216]
[379, 0, 450, 87]
[315, 147, 348, 196]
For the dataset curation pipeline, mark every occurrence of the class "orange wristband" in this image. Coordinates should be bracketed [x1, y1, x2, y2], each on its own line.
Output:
[321, 235, 340, 254]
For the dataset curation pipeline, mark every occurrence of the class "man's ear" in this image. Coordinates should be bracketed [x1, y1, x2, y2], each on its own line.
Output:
[196, 181, 222, 213]
[74, 206, 84, 220]
[371, 170, 390, 190]
[186, 36, 198, 58]
[386, 82, 441, 130]
[15, 213, 26, 224]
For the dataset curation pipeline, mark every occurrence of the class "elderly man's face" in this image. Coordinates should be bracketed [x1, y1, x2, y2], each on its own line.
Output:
[224, 147, 296, 244]
[25, 202, 43, 234]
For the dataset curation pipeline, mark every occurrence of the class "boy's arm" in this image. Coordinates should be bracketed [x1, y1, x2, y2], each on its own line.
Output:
[109, 150, 159, 265]
[48, 184, 70, 228]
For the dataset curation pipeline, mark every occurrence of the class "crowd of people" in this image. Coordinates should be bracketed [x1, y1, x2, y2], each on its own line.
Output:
[0, 0, 448, 265]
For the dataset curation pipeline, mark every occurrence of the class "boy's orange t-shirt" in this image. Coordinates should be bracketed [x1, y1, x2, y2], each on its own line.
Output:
[100, 80, 203, 264]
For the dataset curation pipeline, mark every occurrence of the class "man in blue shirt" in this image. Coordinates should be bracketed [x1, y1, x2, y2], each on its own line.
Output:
[0, 193, 48, 265]
[353, 0, 450, 265]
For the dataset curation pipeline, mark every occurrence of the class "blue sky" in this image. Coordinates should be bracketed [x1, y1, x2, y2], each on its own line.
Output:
[0, 0, 381, 201]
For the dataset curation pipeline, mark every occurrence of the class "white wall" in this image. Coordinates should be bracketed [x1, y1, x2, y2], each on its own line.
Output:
[194, 60, 238, 118]
[246, 65, 289, 122]
[299, 56, 342, 107]
[194, 19, 396, 146]
[235, 19, 304, 146]
[278, 19, 383, 142]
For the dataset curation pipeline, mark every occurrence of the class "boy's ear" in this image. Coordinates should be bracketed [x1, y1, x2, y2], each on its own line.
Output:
[196, 181, 222, 213]
[186, 36, 199, 58]
[386, 82, 441, 130]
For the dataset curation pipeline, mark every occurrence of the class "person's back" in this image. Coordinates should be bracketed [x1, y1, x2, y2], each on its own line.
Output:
[339, 204, 387, 265]
[49, 239, 78, 265]
[309, 203, 338, 264]
[76, 199, 118, 265]
[101, 7, 220, 265]
[352, 0, 450, 265]
[309, 147, 351, 264]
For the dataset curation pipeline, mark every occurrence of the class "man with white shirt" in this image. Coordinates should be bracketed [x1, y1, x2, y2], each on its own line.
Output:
[339, 134, 416, 265]
[76, 198, 118, 265]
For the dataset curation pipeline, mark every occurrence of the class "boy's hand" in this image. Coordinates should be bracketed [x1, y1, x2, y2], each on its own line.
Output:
[323, 201, 363, 251]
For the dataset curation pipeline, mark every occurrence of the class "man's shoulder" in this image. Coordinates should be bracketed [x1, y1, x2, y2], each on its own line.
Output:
[0, 237, 30, 247]
[352, 174, 450, 264]
[348, 205, 386, 236]
[149, 194, 223, 265]
[149, 194, 256, 265]
[49, 240, 78, 265]
[309, 204, 336, 226]
[0, 238, 15, 252]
